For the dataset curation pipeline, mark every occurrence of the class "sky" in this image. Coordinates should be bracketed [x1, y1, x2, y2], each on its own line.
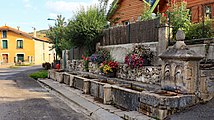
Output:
[0, 0, 113, 33]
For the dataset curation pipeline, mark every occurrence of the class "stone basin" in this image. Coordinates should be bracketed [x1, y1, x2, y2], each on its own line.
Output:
[154, 90, 178, 96]
[48, 70, 198, 119]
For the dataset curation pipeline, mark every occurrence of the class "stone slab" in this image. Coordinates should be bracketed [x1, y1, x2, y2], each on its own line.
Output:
[38, 79, 126, 120]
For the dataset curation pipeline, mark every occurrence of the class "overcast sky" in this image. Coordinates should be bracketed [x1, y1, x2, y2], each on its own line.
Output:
[0, 0, 113, 33]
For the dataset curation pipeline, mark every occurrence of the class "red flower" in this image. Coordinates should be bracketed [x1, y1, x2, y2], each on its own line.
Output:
[82, 55, 89, 61]
[108, 61, 118, 69]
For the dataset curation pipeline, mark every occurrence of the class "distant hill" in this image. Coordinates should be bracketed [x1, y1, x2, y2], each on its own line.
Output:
[29, 29, 48, 38]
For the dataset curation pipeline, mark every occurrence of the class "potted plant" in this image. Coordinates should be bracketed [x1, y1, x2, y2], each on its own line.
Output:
[99, 61, 118, 77]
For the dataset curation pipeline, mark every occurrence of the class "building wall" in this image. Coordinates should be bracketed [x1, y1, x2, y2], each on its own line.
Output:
[187, 0, 214, 23]
[110, 0, 147, 25]
[109, 0, 214, 25]
[0, 31, 35, 64]
[34, 40, 55, 65]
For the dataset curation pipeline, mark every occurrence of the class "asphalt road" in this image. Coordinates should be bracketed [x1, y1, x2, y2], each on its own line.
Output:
[0, 66, 92, 120]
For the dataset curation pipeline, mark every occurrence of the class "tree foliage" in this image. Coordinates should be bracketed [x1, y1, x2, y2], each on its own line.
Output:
[46, 15, 70, 58]
[66, 5, 108, 55]
[167, 1, 191, 39]
[141, 4, 156, 21]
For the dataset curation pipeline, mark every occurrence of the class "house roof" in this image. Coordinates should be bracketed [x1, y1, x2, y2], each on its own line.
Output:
[0, 25, 49, 43]
[107, 0, 123, 19]
[107, 0, 169, 20]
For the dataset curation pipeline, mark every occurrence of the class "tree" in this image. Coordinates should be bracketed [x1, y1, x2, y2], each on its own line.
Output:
[167, 1, 191, 39]
[66, 5, 108, 55]
[46, 15, 70, 58]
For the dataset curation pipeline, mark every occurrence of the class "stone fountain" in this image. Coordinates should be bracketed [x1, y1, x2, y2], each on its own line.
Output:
[159, 30, 204, 96]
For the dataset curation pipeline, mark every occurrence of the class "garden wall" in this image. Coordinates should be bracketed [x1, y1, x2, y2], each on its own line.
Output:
[98, 42, 158, 64]
[200, 69, 214, 100]
[97, 43, 214, 66]
[188, 43, 214, 60]
[69, 61, 162, 85]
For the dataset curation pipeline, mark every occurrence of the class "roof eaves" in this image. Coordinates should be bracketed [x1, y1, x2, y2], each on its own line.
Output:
[107, 0, 121, 20]
[33, 37, 50, 43]
[0, 26, 33, 39]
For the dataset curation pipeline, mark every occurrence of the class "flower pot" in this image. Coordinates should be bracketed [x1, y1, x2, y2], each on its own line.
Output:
[104, 69, 117, 78]
[105, 72, 116, 78]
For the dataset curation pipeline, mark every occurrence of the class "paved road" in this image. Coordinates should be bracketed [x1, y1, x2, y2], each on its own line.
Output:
[166, 98, 214, 120]
[0, 66, 92, 120]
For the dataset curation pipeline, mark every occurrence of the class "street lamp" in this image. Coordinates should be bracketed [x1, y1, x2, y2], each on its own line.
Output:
[47, 18, 58, 63]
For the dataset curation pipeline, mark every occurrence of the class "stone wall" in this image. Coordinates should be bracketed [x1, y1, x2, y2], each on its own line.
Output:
[207, 43, 214, 60]
[112, 86, 141, 111]
[117, 64, 161, 85]
[68, 60, 84, 72]
[88, 62, 100, 74]
[139, 91, 197, 119]
[181, 43, 214, 60]
[70, 60, 161, 85]
[200, 69, 214, 100]
[98, 42, 158, 64]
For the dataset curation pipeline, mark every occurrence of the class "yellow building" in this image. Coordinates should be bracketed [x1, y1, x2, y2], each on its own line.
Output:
[0, 25, 55, 65]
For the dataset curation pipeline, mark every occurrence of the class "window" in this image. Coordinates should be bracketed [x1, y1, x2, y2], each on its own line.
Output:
[2, 54, 8, 63]
[43, 42, 45, 50]
[17, 54, 24, 62]
[17, 40, 23, 49]
[2, 40, 8, 49]
[43, 53, 45, 61]
[205, 5, 212, 19]
[2, 30, 7, 38]
[122, 20, 129, 25]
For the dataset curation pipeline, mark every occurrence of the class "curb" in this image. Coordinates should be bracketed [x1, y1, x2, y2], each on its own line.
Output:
[37, 79, 123, 120]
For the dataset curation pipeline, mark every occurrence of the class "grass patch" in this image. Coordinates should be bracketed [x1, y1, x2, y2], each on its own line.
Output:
[29, 70, 48, 80]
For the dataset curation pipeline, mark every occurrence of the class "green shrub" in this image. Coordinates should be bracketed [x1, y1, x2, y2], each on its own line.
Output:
[29, 70, 48, 80]
[186, 19, 214, 39]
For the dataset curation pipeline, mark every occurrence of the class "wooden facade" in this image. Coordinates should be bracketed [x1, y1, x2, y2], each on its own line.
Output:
[108, 0, 170, 25]
[187, 0, 214, 23]
[108, 0, 214, 26]
[109, 0, 146, 25]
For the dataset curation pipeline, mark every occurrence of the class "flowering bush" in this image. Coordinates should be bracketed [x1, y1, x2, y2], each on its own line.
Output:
[100, 61, 118, 74]
[90, 54, 104, 63]
[82, 55, 89, 71]
[125, 54, 144, 68]
[108, 61, 118, 69]
[90, 49, 112, 64]
[124, 45, 153, 68]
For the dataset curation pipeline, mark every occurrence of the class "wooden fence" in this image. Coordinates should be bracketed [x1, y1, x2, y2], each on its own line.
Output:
[101, 19, 160, 46]
[69, 47, 85, 60]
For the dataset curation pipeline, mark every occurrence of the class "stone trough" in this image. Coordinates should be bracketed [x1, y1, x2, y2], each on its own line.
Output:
[48, 69, 200, 119]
